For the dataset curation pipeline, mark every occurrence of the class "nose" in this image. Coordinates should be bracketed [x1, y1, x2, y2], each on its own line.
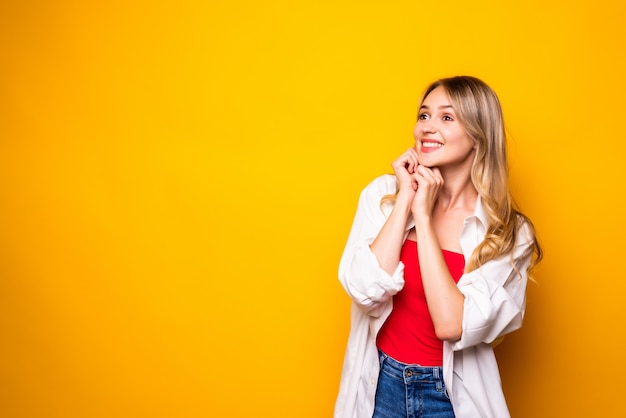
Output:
[417, 119, 437, 134]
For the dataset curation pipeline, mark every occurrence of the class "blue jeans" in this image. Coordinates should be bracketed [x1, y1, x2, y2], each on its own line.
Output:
[372, 350, 454, 418]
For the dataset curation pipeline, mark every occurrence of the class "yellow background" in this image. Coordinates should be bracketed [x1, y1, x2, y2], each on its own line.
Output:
[1, 1, 625, 417]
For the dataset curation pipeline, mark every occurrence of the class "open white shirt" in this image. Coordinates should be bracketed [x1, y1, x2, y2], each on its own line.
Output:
[334, 174, 534, 418]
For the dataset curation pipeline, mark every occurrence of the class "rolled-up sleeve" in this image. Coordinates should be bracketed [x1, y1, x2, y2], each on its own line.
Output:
[451, 222, 535, 350]
[338, 175, 406, 317]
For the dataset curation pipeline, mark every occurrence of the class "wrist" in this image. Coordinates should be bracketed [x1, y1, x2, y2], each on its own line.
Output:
[412, 210, 431, 226]
[395, 191, 414, 212]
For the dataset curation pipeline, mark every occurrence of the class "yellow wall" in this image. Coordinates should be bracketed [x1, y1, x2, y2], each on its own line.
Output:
[1, 1, 625, 417]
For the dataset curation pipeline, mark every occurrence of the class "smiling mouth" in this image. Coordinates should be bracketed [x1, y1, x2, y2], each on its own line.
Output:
[421, 141, 443, 149]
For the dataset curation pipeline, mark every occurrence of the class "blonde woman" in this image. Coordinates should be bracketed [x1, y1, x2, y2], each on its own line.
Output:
[334, 76, 542, 418]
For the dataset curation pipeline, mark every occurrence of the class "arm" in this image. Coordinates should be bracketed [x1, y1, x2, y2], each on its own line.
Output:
[339, 150, 420, 316]
[370, 148, 420, 274]
[410, 165, 465, 341]
[414, 215, 465, 341]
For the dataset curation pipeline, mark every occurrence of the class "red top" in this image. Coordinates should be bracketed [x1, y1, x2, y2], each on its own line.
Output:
[376, 239, 465, 366]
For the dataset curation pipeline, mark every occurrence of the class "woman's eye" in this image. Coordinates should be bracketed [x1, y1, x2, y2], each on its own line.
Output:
[418, 113, 429, 120]
[442, 115, 454, 121]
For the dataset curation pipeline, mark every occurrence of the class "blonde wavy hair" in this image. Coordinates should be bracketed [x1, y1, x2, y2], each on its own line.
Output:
[388, 76, 542, 275]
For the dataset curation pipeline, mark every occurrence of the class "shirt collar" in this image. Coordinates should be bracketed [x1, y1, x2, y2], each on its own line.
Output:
[471, 194, 488, 228]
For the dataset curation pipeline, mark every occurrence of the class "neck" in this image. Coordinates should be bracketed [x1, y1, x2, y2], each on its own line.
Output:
[436, 169, 478, 211]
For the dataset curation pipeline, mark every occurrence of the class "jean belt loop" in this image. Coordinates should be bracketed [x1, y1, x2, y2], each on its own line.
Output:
[378, 349, 387, 368]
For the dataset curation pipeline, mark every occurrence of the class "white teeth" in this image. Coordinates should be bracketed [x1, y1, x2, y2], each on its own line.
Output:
[422, 142, 443, 148]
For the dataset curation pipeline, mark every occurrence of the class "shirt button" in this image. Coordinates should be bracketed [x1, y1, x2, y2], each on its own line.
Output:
[370, 379, 376, 385]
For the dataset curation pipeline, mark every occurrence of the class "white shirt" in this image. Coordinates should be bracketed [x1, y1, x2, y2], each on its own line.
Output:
[334, 174, 534, 418]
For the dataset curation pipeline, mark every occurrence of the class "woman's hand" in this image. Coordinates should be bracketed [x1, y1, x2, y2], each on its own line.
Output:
[411, 165, 443, 220]
[391, 148, 420, 196]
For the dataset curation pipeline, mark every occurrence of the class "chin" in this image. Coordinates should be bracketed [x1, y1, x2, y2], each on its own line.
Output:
[417, 156, 438, 168]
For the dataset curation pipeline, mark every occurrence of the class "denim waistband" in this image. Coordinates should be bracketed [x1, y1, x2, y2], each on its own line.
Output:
[378, 349, 444, 384]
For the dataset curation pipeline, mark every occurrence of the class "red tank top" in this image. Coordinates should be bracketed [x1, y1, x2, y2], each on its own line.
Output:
[376, 239, 465, 366]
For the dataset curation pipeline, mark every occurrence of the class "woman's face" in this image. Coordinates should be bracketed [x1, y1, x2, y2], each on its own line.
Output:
[413, 86, 476, 169]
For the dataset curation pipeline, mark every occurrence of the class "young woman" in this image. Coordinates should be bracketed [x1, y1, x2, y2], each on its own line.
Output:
[334, 76, 542, 418]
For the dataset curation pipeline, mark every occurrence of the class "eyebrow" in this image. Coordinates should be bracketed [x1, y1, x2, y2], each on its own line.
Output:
[419, 104, 454, 110]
